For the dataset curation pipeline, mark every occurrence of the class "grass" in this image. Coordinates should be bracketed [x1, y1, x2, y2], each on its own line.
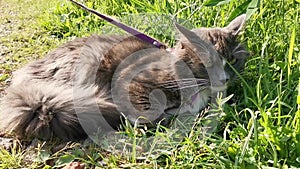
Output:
[0, 0, 299, 168]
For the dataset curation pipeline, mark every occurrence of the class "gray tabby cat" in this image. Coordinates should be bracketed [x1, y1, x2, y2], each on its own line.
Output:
[0, 15, 249, 141]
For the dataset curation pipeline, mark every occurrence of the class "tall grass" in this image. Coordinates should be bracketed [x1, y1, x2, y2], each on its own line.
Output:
[0, 0, 299, 168]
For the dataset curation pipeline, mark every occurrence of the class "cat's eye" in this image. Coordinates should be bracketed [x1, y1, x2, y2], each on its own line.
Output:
[229, 58, 237, 65]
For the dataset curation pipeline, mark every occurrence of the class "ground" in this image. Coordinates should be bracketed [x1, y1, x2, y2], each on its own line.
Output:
[0, 0, 299, 168]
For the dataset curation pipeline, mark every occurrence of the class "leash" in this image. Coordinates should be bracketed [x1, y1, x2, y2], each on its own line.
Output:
[69, 0, 167, 49]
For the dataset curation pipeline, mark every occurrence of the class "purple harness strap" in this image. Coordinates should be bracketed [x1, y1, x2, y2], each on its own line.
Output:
[69, 0, 167, 49]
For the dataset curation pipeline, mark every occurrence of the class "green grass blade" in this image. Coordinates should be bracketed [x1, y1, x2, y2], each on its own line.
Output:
[228, 0, 251, 22]
[203, 0, 232, 6]
[287, 26, 296, 87]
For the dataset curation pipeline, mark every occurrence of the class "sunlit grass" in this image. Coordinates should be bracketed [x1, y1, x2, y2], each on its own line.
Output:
[0, 0, 299, 168]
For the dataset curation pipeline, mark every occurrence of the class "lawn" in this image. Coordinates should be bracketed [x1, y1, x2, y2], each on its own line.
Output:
[0, 0, 299, 168]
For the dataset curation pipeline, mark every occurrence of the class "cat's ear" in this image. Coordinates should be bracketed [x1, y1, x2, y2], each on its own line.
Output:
[175, 23, 218, 68]
[225, 14, 246, 36]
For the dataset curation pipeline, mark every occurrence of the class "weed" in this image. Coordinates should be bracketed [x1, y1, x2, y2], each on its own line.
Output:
[0, 0, 299, 168]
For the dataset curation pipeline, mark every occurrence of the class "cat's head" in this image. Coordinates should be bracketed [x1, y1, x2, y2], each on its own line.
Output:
[175, 14, 249, 91]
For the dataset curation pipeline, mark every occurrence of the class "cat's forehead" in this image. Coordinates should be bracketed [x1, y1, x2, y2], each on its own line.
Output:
[191, 27, 229, 39]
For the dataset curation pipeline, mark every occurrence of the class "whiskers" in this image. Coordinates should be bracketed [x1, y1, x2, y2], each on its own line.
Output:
[232, 43, 249, 58]
[232, 71, 246, 81]
[158, 78, 209, 91]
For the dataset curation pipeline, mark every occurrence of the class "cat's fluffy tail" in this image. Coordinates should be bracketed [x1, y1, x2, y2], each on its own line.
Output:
[0, 82, 119, 141]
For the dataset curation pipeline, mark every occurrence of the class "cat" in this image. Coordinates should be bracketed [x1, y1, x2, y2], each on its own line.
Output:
[0, 14, 249, 141]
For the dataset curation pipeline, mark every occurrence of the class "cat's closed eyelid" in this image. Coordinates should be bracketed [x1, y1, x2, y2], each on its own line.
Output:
[229, 58, 237, 65]
[223, 58, 237, 66]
